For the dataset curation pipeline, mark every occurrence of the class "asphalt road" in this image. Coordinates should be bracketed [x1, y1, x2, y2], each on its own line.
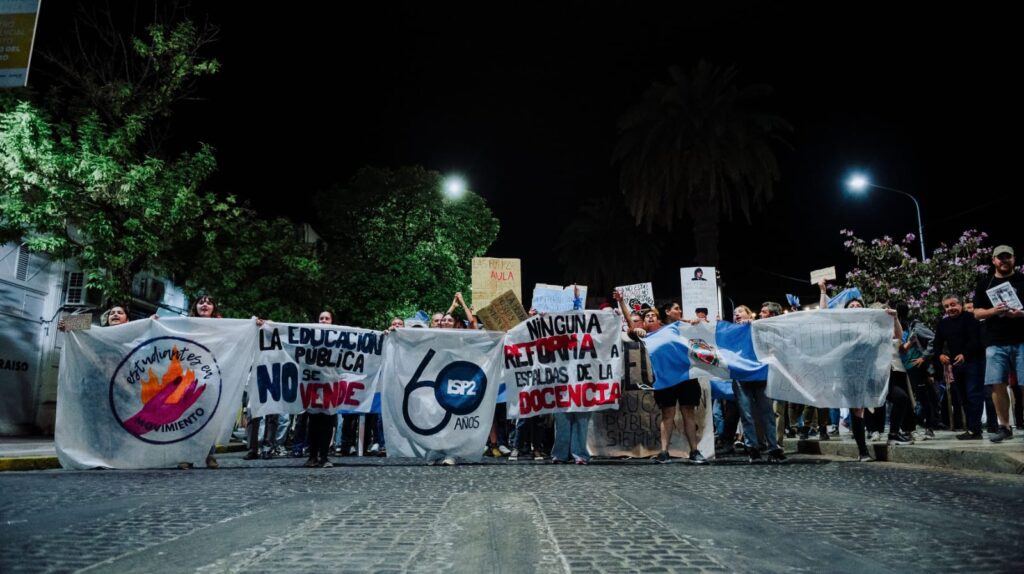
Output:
[2, 454, 1022, 573]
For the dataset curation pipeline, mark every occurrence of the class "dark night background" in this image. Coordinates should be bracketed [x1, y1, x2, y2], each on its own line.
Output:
[30, 1, 1021, 312]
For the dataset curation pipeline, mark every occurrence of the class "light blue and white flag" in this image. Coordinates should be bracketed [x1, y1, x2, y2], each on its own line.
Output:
[645, 321, 767, 390]
[827, 287, 863, 309]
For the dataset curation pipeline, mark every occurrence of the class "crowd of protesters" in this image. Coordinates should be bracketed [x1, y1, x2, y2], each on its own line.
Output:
[63, 245, 1023, 468]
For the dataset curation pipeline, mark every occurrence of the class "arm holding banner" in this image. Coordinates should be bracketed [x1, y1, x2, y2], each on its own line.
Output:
[818, 280, 829, 309]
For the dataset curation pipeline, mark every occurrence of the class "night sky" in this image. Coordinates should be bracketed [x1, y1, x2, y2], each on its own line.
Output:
[31, 1, 1021, 312]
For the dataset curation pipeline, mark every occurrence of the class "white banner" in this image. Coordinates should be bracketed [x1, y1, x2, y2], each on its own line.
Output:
[380, 329, 504, 461]
[680, 266, 719, 320]
[249, 323, 384, 417]
[55, 318, 257, 469]
[504, 311, 624, 419]
[751, 310, 892, 408]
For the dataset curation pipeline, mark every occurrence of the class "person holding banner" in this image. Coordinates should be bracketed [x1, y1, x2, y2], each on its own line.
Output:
[641, 307, 707, 464]
[179, 294, 223, 469]
[732, 305, 785, 463]
[59, 304, 130, 330]
[304, 310, 340, 467]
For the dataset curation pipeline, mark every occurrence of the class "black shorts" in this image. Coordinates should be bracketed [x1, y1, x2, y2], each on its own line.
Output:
[654, 379, 701, 408]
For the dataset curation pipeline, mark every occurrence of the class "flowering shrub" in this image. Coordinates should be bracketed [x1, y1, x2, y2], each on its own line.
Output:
[838, 229, 1003, 325]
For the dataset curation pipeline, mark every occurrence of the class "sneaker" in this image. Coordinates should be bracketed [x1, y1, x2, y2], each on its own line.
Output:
[732, 440, 746, 454]
[490, 446, 502, 458]
[533, 450, 546, 461]
[923, 428, 935, 440]
[347, 445, 357, 456]
[177, 462, 194, 470]
[319, 459, 333, 468]
[766, 449, 786, 463]
[830, 425, 840, 436]
[887, 433, 913, 446]
[441, 456, 456, 466]
[818, 427, 830, 441]
[260, 450, 272, 460]
[304, 457, 319, 467]
[655, 450, 670, 463]
[689, 450, 708, 465]
[956, 431, 982, 440]
[574, 458, 589, 465]
[747, 450, 762, 464]
[551, 458, 565, 464]
[869, 431, 882, 442]
[333, 447, 343, 456]
[857, 454, 874, 462]
[784, 427, 797, 439]
[509, 448, 520, 461]
[990, 427, 1013, 443]
[242, 451, 259, 460]
[368, 443, 380, 454]
[498, 445, 511, 456]
[205, 455, 219, 469]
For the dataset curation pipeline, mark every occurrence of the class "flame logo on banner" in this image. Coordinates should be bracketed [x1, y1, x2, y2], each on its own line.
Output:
[141, 346, 197, 405]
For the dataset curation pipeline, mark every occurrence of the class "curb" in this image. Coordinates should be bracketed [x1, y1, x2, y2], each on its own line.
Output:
[0, 442, 248, 472]
[784, 437, 1024, 475]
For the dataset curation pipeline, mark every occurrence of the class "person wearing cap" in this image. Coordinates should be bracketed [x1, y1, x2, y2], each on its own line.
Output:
[972, 244, 1024, 443]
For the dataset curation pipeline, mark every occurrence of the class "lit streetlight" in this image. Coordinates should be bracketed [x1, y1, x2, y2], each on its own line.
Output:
[845, 173, 927, 261]
[443, 175, 466, 199]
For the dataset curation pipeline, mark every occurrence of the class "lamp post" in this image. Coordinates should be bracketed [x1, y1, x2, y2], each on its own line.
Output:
[846, 174, 927, 261]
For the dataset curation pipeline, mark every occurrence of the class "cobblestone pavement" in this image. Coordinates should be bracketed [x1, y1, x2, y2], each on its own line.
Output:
[2, 454, 1022, 573]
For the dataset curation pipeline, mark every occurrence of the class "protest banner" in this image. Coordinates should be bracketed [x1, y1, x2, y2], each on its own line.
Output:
[587, 383, 713, 460]
[472, 257, 521, 309]
[503, 311, 623, 418]
[0, 0, 41, 88]
[751, 309, 892, 407]
[55, 318, 257, 469]
[475, 289, 529, 331]
[810, 266, 837, 284]
[249, 323, 385, 418]
[531, 283, 588, 313]
[380, 328, 504, 461]
[614, 282, 654, 312]
[680, 266, 719, 320]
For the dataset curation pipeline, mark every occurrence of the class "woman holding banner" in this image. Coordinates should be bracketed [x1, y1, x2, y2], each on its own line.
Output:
[731, 305, 784, 463]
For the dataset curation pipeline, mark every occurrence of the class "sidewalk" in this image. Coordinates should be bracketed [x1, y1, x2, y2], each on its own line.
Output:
[784, 429, 1024, 475]
[0, 437, 248, 471]
[3, 430, 1024, 473]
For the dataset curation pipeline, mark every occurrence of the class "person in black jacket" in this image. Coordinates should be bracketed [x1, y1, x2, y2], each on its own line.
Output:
[932, 295, 985, 439]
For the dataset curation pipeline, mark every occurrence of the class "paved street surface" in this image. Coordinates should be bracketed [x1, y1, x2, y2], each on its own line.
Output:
[2, 454, 1022, 573]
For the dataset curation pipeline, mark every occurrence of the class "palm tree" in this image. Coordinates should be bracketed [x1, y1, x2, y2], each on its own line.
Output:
[556, 195, 665, 296]
[612, 61, 790, 265]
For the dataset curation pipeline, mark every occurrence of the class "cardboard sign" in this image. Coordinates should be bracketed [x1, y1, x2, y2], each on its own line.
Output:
[471, 257, 521, 310]
[531, 284, 588, 313]
[679, 266, 719, 320]
[475, 290, 529, 331]
[810, 266, 837, 285]
[61, 313, 92, 331]
[615, 282, 654, 312]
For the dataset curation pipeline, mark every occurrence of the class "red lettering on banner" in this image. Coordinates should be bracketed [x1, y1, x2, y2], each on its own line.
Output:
[579, 333, 595, 353]
[341, 381, 364, 406]
[519, 381, 623, 415]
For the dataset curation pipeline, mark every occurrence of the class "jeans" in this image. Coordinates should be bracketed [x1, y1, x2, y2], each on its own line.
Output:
[552, 412, 592, 462]
[953, 361, 984, 434]
[734, 381, 778, 452]
[984, 343, 1024, 385]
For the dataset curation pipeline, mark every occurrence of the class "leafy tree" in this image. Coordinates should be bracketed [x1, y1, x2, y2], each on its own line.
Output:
[838, 228, 1011, 325]
[313, 166, 499, 328]
[613, 61, 790, 265]
[0, 99, 219, 304]
[174, 200, 323, 323]
[556, 194, 664, 295]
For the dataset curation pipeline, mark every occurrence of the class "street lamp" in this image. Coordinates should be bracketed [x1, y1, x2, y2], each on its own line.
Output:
[845, 173, 927, 261]
[443, 175, 466, 199]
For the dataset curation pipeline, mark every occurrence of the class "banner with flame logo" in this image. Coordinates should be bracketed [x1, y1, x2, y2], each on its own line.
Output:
[56, 318, 257, 469]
